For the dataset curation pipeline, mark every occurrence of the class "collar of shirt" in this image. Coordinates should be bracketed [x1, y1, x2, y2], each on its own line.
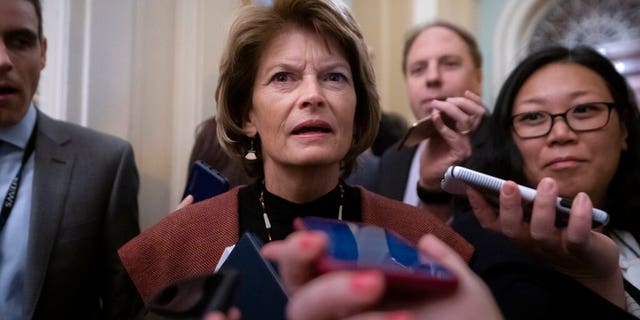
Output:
[614, 230, 640, 269]
[0, 104, 37, 150]
[612, 230, 640, 316]
[402, 140, 427, 207]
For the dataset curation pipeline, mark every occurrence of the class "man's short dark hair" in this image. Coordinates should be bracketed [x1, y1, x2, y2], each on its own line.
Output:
[24, 0, 43, 37]
[402, 20, 482, 75]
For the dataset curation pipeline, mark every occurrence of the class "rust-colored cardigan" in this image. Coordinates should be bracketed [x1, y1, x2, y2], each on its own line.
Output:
[119, 187, 474, 305]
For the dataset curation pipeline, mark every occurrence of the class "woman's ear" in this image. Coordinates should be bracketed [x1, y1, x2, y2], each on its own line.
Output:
[242, 110, 258, 138]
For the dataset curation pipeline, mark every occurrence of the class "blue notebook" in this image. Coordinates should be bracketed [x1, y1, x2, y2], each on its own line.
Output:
[218, 233, 288, 320]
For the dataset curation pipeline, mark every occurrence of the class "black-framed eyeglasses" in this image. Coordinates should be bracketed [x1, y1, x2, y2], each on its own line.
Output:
[511, 102, 615, 139]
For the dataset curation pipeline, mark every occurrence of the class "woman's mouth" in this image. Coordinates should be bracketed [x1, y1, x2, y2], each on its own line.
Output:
[545, 157, 586, 170]
[291, 120, 333, 135]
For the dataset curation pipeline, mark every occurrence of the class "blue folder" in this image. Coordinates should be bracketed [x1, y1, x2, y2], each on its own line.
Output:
[218, 233, 288, 320]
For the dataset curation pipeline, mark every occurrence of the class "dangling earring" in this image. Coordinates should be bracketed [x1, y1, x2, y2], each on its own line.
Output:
[245, 138, 257, 160]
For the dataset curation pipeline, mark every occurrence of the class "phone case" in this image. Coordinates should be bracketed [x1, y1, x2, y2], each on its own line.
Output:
[183, 160, 230, 203]
[441, 166, 609, 227]
[398, 113, 456, 149]
[295, 217, 458, 295]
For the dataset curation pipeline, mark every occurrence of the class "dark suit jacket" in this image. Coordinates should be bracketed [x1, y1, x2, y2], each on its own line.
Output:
[375, 144, 416, 200]
[24, 110, 142, 319]
[119, 186, 474, 305]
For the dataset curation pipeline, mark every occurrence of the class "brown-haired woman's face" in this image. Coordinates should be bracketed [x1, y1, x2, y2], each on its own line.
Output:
[243, 26, 356, 174]
[511, 62, 628, 207]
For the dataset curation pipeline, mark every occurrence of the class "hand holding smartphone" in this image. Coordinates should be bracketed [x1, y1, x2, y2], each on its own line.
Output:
[398, 113, 456, 148]
[183, 160, 230, 203]
[295, 217, 458, 294]
[440, 166, 609, 228]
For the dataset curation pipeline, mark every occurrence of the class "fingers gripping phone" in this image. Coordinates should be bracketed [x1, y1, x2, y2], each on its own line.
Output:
[183, 160, 230, 203]
[440, 166, 610, 228]
[295, 217, 458, 294]
[398, 113, 456, 148]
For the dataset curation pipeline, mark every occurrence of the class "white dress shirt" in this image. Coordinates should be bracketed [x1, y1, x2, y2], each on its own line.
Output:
[402, 141, 426, 207]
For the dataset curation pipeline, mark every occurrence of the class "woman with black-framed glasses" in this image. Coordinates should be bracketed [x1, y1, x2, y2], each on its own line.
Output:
[454, 46, 640, 318]
[511, 102, 615, 138]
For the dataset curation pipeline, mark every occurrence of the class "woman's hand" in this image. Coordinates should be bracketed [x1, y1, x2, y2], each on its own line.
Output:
[468, 177, 625, 308]
[262, 230, 503, 320]
[261, 231, 328, 294]
[418, 91, 485, 191]
[175, 195, 194, 211]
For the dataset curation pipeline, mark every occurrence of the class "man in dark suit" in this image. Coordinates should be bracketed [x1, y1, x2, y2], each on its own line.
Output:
[0, 0, 141, 318]
[375, 21, 485, 222]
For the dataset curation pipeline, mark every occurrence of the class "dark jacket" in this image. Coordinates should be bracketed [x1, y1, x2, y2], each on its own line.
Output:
[28, 110, 141, 319]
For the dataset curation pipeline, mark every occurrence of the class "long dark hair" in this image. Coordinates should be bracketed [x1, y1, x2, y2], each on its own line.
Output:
[466, 46, 640, 235]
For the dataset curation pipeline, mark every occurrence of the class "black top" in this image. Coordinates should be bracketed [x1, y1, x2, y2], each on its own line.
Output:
[238, 181, 362, 243]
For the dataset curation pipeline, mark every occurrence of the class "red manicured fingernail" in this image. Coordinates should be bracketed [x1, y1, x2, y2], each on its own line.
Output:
[349, 271, 380, 293]
[298, 233, 320, 250]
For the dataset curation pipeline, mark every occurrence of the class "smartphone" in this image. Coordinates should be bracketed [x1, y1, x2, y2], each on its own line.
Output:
[295, 217, 458, 295]
[148, 269, 239, 319]
[398, 113, 456, 149]
[183, 160, 230, 203]
[441, 165, 610, 228]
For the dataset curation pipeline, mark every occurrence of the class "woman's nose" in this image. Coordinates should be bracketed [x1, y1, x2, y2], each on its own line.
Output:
[300, 77, 324, 108]
[546, 116, 578, 143]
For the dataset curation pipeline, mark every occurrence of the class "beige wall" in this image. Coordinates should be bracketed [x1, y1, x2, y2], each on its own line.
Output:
[351, 0, 412, 120]
[40, 0, 241, 229]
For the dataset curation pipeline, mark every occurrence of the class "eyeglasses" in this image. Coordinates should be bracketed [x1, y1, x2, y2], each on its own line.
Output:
[511, 102, 615, 139]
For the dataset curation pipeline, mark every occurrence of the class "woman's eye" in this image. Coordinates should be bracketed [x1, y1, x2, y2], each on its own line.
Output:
[272, 72, 290, 82]
[326, 72, 346, 82]
[518, 112, 546, 123]
[573, 104, 598, 114]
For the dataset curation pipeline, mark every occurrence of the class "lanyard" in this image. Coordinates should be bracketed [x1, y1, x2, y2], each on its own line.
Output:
[1, 124, 37, 230]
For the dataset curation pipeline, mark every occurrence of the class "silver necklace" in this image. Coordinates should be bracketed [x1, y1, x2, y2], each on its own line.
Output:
[259, 183, 344, 241]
